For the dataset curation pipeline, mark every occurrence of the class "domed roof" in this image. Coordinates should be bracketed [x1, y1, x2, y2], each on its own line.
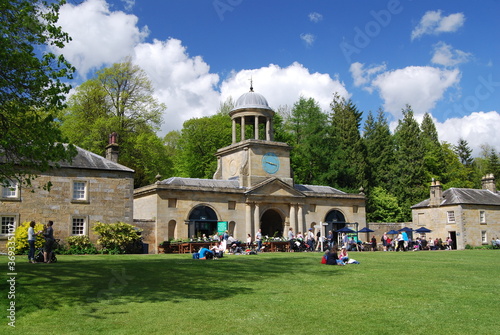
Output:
[232, 87, 272, 112]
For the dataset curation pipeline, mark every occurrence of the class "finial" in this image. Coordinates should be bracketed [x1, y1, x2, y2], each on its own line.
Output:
[249, 77, 254, 92]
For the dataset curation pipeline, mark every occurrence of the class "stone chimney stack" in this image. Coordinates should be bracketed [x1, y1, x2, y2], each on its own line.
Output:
[429, 178, 443, 207]
[481, 174, 496, 193]
[105, 132, 119, 163]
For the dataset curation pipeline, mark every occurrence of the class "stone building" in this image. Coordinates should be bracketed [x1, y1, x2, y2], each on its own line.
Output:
[0, 137, 134, 250]
[134, 88, 366, 251]
[411, 175, 500, 249]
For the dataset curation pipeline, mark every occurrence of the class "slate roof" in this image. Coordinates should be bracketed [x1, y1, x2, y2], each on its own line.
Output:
[411, 188, 500, 208]
[294, 184, 347, 195]
[57, 145, 134, 173]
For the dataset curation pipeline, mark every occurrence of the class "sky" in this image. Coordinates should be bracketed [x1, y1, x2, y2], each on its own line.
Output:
[51, 0, 500, 156]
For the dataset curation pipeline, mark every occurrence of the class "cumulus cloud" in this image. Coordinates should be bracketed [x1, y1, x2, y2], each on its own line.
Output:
[411, 10, 465, 40]
[431, 42, 471, 67]
[220, 63, 349, 114]
[300, 33, 316, 47]
[370, 66, 460, 119]
[308, 12, 323, 23]
[54, 0, 149, 76]
[350, 62, 386, 89]
[435, 111, 500, 155]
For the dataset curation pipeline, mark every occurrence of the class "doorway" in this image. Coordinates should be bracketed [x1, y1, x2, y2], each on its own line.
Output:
[448, 231, 457, 250]
[260, 209, 284, 237]
[188, 205, 218, 239]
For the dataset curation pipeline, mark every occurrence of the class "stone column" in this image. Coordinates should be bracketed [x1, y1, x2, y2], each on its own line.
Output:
[253, 202, 260, 238]
[246, 202, 253, 241]
[232, 118, 236, 144]
[290, 203, 297, 234]
[297, 205, 304, 234]
[241, 116, 246, 141]
[254, 115, 259, 140]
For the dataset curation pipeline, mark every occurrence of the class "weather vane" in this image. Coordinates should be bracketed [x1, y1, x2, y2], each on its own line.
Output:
[249, 76, 254, 92]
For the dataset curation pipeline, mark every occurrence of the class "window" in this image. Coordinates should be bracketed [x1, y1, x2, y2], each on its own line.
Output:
[1, 216, 16, 235]
[480, 211, 486, 224]
[1, 180, 19, 199]
[72, 181, 88, 202]
[228, 201, 236, 210]
[481, 231, 487, 244]
[447, 211, 456, 223]
[72, 217, 86, 235]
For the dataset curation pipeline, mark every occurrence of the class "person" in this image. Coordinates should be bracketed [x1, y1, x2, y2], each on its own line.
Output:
[342, 233, 349, 249]
[246, 233, 252, 249]
[27, 221, 38, 263]
[428, 237, 435, 250]
[339, 247, 349, 263]
[382, 233, 388, 251]
[42, 220, 55, 263]
[396, 232, 405, 252]
[402, 230, 409, 250]
[211, 243, 224, 258]
[288, 227, 295, 252]
[327, 230, 334, 249]
[316, 234, 325, 251]
[446, 236, 453, 250]
[198, 247, 214, 259]
[306, 228, 315, 251]
[324, 248, 341, 265]
[371, 235, 377, 251]
[256, 229, 262, 252]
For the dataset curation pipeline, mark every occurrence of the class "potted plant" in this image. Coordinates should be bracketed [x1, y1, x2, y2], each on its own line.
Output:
[158, 241, 170, 253]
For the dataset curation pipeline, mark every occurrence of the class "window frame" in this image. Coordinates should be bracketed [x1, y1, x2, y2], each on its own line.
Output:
[447, 211, 456, 223]
[0, 215, 18, 236]
[479, 210, 486, 224]
[71, 216, 88, 236]
[71, 180, 89, 203]
[1, 180, 20, 200]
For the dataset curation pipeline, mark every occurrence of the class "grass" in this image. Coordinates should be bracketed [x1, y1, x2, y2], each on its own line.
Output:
[1, 250, 499, 334]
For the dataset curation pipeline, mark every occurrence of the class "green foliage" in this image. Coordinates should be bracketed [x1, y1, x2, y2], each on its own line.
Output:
[92, 222, 143, 254]
[12, 221, 45, 254]
[0, 0, 77, 188]
[366, 187, 404, 222]
[66, 235, 98, 254]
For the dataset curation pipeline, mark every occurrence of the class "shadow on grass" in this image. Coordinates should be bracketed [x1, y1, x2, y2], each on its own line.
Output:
[3, 253, 341, 318]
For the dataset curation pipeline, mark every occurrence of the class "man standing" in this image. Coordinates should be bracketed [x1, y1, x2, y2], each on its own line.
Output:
[256, 229, 262, 252]
[288, 227, 295, 252]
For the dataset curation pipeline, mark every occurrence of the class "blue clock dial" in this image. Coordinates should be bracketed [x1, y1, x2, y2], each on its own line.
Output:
[262, 152, 280, 174]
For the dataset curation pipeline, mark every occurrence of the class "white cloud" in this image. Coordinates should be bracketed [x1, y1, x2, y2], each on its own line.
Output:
[121, 0, 135, 11]
[411, 10, 465, 40]
[431, 42, 471, 67]
[220, 63, 350, 115]
[55, 0, 149, 76]
[300, 33, 315, 47]
[350, 62, 386, 89]
[371, 66, 460, 119]
[308, 12, 323, 23]
[435, 111, 500, 156]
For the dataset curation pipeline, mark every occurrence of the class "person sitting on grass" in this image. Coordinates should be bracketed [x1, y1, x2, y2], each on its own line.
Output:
[198, 247, 214, 260]
[324, 248, 344, 265]
[339, 247, 349, 263]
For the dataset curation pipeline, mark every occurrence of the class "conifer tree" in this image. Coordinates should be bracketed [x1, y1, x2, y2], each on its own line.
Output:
[420, 113, 445, 182]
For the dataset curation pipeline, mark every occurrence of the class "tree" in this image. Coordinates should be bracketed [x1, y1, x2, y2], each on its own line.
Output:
[367, 187, 404, 223]
[60, 59, 168, 187]
[392, 105, 427, 221]
[420, 113, 445, 181]
[0, 0, 76, 187]
[285, 97, 330, 185]
[328, 94, 367, 191]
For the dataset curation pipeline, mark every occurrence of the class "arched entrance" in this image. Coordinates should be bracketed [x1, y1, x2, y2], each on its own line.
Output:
[188, 205, 218, 239]
[260, 209, 283, 237]
[324, 210, 347, 245]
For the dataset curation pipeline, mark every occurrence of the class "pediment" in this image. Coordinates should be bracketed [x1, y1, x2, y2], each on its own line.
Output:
[245, 178, 305, 198]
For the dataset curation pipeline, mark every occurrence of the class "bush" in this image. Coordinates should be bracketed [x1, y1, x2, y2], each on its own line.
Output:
[11, 221, 46, 254]
[92, 222, 143, 254]
[66, 236, 98, 254]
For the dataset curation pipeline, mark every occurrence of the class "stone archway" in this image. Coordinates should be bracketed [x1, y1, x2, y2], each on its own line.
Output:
[260, 209, 284, 237]
[188, 205, 218, 238]
[324, 210, 347, 245]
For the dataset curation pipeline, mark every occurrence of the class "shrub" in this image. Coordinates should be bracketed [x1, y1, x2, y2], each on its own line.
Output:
[92, 222, 143, 254]
[67, 236, 98, 254]
[11, 221, 46, 254]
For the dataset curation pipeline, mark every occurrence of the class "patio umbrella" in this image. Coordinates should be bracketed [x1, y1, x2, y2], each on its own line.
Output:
[386, 230, 399, 235]
[415, 227, 432, 233]
[336, 227, 356, 234]
[398, 227, 413, 232]
[358, 227, 374, 233]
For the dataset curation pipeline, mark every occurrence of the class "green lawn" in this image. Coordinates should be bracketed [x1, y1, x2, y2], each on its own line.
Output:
[1, 250, 499, 334]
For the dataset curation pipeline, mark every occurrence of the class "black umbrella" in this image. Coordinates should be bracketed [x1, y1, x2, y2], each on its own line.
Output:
[358, 227, 374, 233]
[415, 227, 432, 233]
[336, 227, 356, 233]
[386, 230, 399, 235]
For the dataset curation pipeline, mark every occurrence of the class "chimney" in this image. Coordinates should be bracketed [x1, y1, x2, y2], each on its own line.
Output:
[105, 132, 119, 163]
[429, 178, 443, 207]
[481, 174, 496, 193]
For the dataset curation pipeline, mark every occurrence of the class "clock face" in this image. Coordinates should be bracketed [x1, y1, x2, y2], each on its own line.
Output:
[262, 152, 280, 174]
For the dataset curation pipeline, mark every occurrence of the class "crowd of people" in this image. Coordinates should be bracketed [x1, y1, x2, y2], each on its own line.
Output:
[381, 232, 454, 251]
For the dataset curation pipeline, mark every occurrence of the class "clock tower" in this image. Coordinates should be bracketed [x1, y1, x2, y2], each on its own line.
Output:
[213, 85, 293, 187]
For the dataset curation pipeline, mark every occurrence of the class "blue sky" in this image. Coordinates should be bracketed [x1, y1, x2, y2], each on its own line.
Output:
[53, 0, 500, 155]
